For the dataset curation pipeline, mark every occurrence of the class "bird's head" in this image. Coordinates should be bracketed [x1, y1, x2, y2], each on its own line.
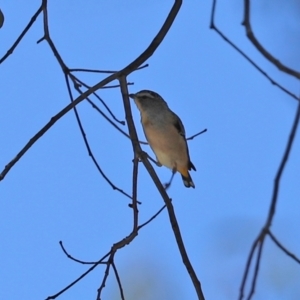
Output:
[129, 90, 168, 111]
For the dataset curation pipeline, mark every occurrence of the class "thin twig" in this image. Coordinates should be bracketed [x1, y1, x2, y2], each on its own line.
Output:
[101, 82, 134, 89]
[71, 77, 139, 142]
[268, 231, 300, 264]
[239, 100, 300, 299]
[210, 0, 299, 102]
[265, 101, 300, 227]
[71, 76, 148, 145]
[211, 2, 300, 298]
[138, 205, 167, 230]
[131, 156, 139, 230]
[97, 255, 113, 300]
[0, 4, 43, 64]
[247, 241, 264, 300]
[239, 235, 261, 300]
[186, 128, 207, 141]
[69, 63, 148, 74]
[57, 204, 169, 298]
[71, 74, 125, 125]
[45, 252, 111, 300]
[243, 0, 300, 79]
[56, 204, 168, 298]
[59, 241, 103, 265]
[66, 76, 138, 203]
[111, 261, 125, 300]
[41, 0, 67, 71]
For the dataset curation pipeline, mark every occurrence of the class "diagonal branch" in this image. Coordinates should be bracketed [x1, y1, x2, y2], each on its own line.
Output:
[0, 4, 43, 64]
[268, 231, 300, 264]
[239, 99, 300, 299]
[210, 0, 299, 102]
[243, 0, 300, 79]
[65, 75, 138, 202]
[111, 261, 125, 300]
[70, 74, 125, 125]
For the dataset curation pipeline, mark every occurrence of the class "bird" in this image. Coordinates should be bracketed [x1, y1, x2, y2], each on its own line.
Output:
[129, 90, 196, 188]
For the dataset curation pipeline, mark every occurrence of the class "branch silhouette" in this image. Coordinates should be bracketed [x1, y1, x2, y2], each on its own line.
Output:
[239, 100, 300, 300]
[210, 0, 299, 102]
[243, 0, 300, 79]
[211, 1, 300, 299]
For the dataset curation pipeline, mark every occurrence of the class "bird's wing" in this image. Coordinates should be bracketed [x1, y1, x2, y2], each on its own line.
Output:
[172, 112, 186, 138]
[172, 112, 196, 171]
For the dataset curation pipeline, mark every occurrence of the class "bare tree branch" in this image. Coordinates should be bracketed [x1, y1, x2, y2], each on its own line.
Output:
[211, 3, 300, 298]
[210, 0, 299, 102]
[69, 63, 148, 74]
[186, 128, 207, 141]
[138, 205, 166, 230]
[239, 100, 300, 299]
[0, 5, 43, 64]
[70, 74, 125, 125]
[66, 75, 140, 203]
[268, 231, 300, 264]
[243, 0, 300, 79]
[45, 251, 111, 300]
[111, 261, 125, 300]
[97, 256, 113, 300]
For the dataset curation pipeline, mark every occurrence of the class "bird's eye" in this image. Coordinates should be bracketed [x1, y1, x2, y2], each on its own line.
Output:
[141, 96, 148, 99]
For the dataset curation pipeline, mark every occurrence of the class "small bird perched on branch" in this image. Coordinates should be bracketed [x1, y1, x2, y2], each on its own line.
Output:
[129, 90, 196, 188]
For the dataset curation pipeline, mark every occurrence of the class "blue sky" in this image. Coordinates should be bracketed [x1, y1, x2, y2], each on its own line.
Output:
[1, 1, 300, 299]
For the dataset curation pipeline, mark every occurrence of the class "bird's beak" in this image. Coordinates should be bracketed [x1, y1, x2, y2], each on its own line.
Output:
[128, 93, 135, 99]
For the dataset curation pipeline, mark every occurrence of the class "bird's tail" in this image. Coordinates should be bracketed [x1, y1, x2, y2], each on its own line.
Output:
[181, 172, 195, 188]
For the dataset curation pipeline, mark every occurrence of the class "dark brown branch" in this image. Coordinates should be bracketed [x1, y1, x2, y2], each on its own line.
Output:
[71, 76, 148, 145]
[56, 204, 169, 298]
[0, 5, 43, 64]
[51, 223, 142, 300]
[41, 0, 67, 71]
[70, 74, 125, 125]
[131, 156, 139, 229]
[101, 82, 134, 89]
[138, 205, 166, 230]
[45, 252, 110, 300]
[186, 128, 207, 141]
[70, 68, 116, 74]
[247, 241, 264, 300]
[239, 234, 260, 300]
[243, 0, 300, 79]
[70, 76, 140, 143]
[239, 100, 300, 299]
[210, 0, 299, 102]
[211, 3, 300, 298]
[111, 261, 125, 300]
[268, 231, 300, 264]
[0, 9, 4, 28]
[69, 63, 148, 73]
[97, 256, 112, 300]
[59, 241, 103, 265]
[65, 76, 138, 203]
[264, 101, 300, 227]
